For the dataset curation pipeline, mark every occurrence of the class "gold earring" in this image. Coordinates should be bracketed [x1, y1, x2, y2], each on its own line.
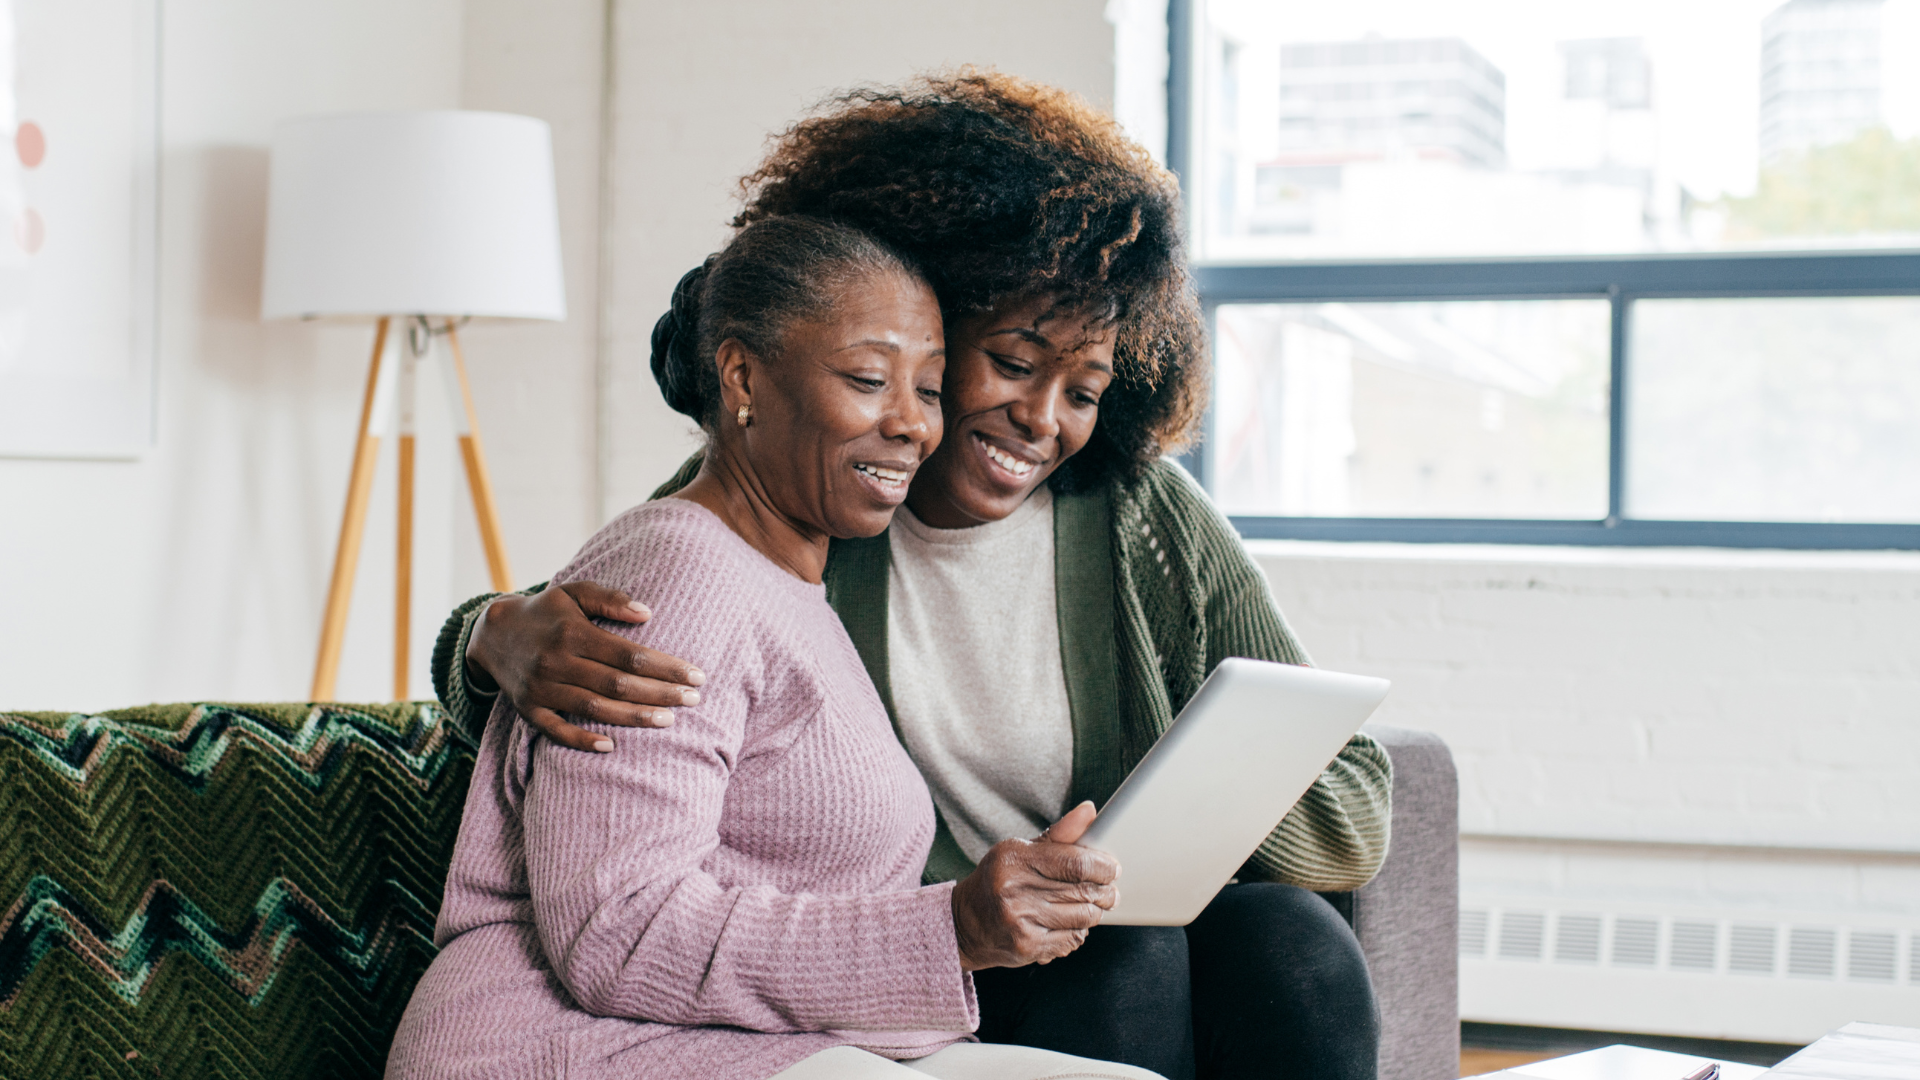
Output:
[736, 403, 752, 427]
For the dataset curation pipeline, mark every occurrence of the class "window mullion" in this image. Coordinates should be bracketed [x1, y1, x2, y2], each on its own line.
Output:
[1166, 0, 1196, 192]
[1607, 286, 1628, 528]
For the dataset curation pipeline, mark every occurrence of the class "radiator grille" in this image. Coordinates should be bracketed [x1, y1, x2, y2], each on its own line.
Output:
[1461, 909, 1489, 957]
[1555, 914, 1602, 964]
[1613, 918, 1659, 967]
[1462, 908, 1917, 990]
[1788, 926, 1837, 979]
[1729, 924, 1777, 975]
[1670, 921, 1718, 972]
[1500, 911, 1546, 961]
[1848, 931, 1897, 983]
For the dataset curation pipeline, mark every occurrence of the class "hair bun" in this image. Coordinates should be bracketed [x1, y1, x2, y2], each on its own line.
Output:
[648, 220, 915, 430]
[649, 260, 715, 419]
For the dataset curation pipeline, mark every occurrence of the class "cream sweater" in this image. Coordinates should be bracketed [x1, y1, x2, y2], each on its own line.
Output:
[887, 489, 1074, 862]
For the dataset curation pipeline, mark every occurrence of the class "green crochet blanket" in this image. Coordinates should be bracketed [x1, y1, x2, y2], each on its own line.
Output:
[0, 702, 476, 1080]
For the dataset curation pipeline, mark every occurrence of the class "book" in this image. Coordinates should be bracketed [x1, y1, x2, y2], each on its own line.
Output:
[1505, 1045, 1769, 1080]
[1763, 1022, 1920, 1080]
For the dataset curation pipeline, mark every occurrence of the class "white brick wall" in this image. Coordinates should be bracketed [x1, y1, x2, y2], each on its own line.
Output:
[1254, 541, 1920, 851]
[1249, 540, 1920, 1038]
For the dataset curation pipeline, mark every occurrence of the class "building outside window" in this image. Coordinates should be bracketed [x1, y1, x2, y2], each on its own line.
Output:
[1178, 0, 1920, 547]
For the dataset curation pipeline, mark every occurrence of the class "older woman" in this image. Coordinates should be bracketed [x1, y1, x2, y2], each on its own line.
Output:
[432, 75, 1390, 1080]
[386, 215, 1159, 1080]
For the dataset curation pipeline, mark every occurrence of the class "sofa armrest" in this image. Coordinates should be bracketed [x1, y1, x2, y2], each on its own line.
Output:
[1353, 723, 1460, 1080]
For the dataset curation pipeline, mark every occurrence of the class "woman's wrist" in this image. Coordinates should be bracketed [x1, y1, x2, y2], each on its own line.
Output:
[950, 876, 985, 972]
[463, 600, 505, 697]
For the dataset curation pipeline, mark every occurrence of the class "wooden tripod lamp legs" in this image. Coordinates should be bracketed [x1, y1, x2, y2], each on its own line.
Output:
[312, 317, 393, 702]
[444, 319, 515, 593]
[394, 345, 418, 702]
[310, 315, 515, 703]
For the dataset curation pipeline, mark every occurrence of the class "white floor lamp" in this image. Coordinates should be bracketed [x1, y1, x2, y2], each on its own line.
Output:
[261, 111, 566, 702]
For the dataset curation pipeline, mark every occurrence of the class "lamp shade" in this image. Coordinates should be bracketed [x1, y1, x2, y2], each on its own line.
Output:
[261, 111, 565, 320]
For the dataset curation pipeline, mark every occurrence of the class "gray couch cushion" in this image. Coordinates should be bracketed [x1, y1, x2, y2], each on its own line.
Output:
[1356, 723, 1460, 1080]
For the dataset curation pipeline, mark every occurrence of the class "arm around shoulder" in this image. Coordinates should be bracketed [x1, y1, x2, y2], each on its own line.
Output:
[430, 452, 700, 741]
[431, 584, 548, 741]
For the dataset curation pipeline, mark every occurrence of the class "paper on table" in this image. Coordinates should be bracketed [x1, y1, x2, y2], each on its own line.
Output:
[1763, 1022, 1920, 1080]
[1505, 1045, 1770, 1080]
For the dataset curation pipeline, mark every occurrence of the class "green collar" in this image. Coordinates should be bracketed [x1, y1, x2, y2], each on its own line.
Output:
[825, 486, 1123, 883]
[1053, 485, 1126, 810]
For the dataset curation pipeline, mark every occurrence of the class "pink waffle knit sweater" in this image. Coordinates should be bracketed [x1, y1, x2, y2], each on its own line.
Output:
[386, 499, 978, 1080]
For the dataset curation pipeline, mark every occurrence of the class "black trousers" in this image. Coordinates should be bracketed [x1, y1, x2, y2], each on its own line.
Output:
[971, 883, 1379, 1080]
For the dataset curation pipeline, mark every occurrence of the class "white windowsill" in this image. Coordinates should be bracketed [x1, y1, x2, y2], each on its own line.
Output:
[1243, 538, 1920, 572]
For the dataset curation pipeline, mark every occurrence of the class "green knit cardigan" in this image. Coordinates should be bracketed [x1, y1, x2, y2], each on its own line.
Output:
[430, 458, 1392, 892]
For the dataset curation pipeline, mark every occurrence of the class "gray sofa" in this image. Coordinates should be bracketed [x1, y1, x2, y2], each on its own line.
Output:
[1331, 724, 1459, 1080]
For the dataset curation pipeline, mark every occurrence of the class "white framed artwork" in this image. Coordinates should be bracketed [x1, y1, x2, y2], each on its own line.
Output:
[0, 0, 158, 459]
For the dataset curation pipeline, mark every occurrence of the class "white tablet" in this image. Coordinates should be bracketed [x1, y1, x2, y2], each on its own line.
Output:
[1077, 657, 1391, 926]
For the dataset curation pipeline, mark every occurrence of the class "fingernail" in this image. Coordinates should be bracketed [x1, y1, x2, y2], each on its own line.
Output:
[654, 711, 675, 727]
[592, 738, 614, 752]
[684, 668, 706, 687]
[680, 689, 701, 706]
[627, 601, 651, 617]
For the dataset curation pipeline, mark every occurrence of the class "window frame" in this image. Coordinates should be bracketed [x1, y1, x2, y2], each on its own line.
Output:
[1165, 0, 1920, 550]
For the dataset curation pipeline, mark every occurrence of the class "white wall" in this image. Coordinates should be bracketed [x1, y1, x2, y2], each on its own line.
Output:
[1256, 541, 1920, 1040]
[0, 0, 620, 710]
[0, 0, 1121, 707]
[598, 0, 1116, 514]
[453, 0, 608, 590]
[1265, 543, 1920, 852]
[0, 0, 470, 710]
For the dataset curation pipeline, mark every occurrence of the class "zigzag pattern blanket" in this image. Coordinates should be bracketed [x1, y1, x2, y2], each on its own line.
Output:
[0, 702, 476, 1079]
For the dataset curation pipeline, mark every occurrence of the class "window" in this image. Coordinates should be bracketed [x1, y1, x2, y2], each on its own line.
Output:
[1171, 0, 1920, 548]
[1213, 299, 1611, 520]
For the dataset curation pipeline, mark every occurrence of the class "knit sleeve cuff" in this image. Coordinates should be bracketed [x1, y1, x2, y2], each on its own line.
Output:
[821, 881, 978, 1037]
[1247, 729, 1393, 892]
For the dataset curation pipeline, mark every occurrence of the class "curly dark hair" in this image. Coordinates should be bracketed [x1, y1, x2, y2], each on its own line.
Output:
[733, 69, 1207, 491]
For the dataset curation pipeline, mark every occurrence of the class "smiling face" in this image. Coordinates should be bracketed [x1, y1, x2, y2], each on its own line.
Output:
[720, 267, 947, 540]
[906, 294, 1117, 529]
